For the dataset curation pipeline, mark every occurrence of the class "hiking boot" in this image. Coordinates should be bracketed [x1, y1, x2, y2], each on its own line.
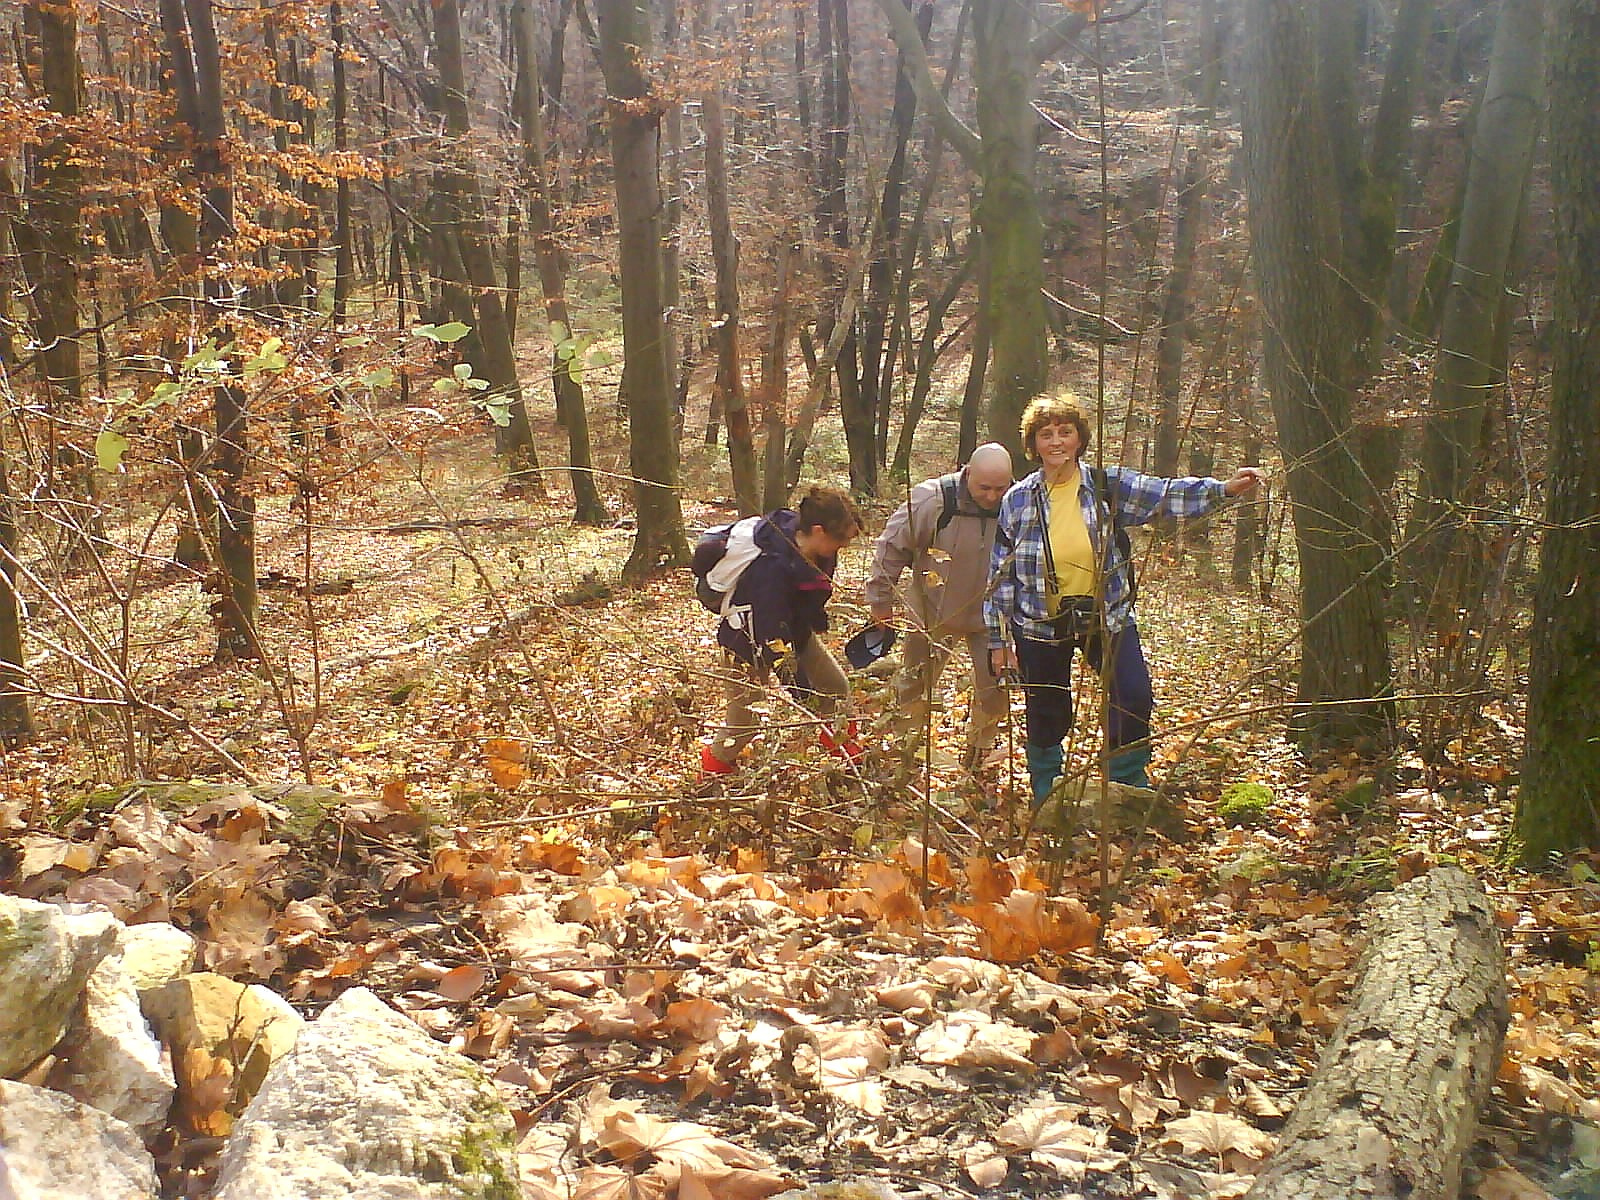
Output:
[818, 720, 865, 764]
[700, 744, 737, 777]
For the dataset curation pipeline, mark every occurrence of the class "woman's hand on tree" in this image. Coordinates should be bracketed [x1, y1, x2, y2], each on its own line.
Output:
[1223, 466, 1265, 497]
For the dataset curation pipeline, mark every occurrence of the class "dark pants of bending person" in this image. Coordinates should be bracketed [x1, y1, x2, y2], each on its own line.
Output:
[1012, 621, 1154, 801]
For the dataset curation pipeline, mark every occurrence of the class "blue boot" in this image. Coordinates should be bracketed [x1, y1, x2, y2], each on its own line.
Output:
[1025, 743, 1064, 809]
[1107, 744, 1152, 789]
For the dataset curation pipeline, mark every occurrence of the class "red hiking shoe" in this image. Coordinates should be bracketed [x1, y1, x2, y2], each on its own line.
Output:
[817, 721, 865, 764]
[700, 744, 737, 777]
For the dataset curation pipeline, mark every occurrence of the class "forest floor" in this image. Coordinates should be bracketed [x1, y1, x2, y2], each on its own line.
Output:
[2, 359, 1598, 1199]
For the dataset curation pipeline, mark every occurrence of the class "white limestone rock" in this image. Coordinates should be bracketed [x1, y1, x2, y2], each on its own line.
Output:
[213, 987, 517, 1200]
[0, 1079, 158, 1200]
[47, 949, 175, 1135]
[0, 896, 118, 1079]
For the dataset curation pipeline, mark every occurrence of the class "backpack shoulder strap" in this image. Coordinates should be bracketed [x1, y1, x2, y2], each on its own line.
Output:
[932, 474, 962, 538]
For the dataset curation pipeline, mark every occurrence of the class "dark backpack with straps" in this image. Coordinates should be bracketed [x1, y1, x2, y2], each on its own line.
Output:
[1091, 466, 1137, 605]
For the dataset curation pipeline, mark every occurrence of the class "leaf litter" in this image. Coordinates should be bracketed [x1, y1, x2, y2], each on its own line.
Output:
[0, 431, 1596, 1198]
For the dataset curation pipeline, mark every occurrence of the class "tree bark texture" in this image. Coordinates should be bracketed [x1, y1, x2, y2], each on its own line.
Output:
[1516, 0, 1600, 860]
[1241, 0, 1394, 748]
[1153, 146, 1205, 481]
[1245, 867, 1508, 1200]
[594, 0, 690, 575]
[431, 0, 543, 493]
[860, 0, 930, 472]
[700, 40, 759, 517]
[0, 434, 35, 744]
[512, 0, 608, 524]
[970, 0, 1048, 460]
[161, 0, 261, 662]
[1405, 0, 1545, 612]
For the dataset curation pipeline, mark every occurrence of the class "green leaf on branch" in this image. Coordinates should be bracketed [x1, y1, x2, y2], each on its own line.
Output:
[95, 429, 130, 474]
[361, 367, 396, 390]
[243, 336, 288, 375]
[413, 322, 472, 344]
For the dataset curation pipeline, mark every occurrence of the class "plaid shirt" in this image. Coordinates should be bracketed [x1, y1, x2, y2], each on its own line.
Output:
[985, 465, 1229, 647]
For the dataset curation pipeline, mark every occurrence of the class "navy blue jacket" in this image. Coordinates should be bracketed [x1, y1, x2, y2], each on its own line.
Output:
[717, 509, 836, 669]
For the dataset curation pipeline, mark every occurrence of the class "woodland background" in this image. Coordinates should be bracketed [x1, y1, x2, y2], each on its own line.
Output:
[0, 0, 1597, 1196]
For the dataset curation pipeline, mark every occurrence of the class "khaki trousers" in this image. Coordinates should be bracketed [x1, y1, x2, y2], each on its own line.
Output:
[893, 627, 1006, 752]
[709, 636, 851, 762]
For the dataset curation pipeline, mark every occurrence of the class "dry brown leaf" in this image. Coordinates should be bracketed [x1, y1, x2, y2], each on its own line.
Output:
[570, 1165, 668, 1200]
[875, 980, 937, 1013]
[438, 964, 489, 1002]
[964, 1141, 1009, 1188]
[662, 997, 731, 1043]
[484, 738, 529, 788]
[1162, 1112, 1275, 1163]
[1474, 1166, 1555, 1200]
[595, 1110, 773, 1174]
[966, 856, 1017, 905]
[996, 1102, 1126, 1177]
[914, 1011, 1036, 1071]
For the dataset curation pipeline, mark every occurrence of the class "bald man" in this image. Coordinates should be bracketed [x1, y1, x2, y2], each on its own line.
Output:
[865, 445, 1014, 771]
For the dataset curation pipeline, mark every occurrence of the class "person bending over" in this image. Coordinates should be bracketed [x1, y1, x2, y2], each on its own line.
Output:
[701, 485, 867, 776]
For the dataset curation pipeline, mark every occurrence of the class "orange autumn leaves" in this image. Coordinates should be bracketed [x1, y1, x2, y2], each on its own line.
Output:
[789, 838, 1099, 961]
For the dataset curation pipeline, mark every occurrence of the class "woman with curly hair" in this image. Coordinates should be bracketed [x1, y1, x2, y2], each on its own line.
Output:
[984, 394, 1262, 806]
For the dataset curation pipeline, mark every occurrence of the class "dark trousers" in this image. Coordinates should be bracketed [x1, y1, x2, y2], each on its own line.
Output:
[1013, 622, 1153, 754]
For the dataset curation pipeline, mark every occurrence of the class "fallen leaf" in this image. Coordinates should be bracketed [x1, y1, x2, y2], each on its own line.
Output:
[996, 1102, 1126, 1177]
[1162, 1111, 1274, 1163]
[964, 1141, 1009, 1188]
[438, 964, 488, 1002]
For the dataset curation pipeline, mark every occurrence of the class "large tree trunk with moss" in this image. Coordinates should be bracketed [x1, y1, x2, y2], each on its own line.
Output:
[1516, 0, 1600, 862]
[970, 0, 1048, 460]
[1404, 0, 1544, 615]
[1245, 868, 1507, 1200]
[873, 0, 1085, 465]
[1241, 0, 1402, 749]
[511, 0, 607, 524]
[594, 0, 689, 576]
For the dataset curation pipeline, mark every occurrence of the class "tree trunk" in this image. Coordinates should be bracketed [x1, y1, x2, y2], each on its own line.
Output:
[760, 233, 797, 514]
[860, 1, 931, 473]
[1404, 0, 1545, 613]
[1153, 146, 1205, 482]
[594, 0, 689, 576]
[0, 427, 35, 745]
[327, 0, 352, 443]
[814, 0, 874, 495]
[890, 250, 974, 479]
[970, 0, 1048, 461]
[700, 5, 759, 517]
[511, 0, 608, 524]
[432, 0, 544, 495]
[161, 0, 260, 662]
[1517, 0, 1600, 861]
[26, 0, 96, 560]
[1245, 868, 1508, 1200]
[1241, 0, 1394, 749]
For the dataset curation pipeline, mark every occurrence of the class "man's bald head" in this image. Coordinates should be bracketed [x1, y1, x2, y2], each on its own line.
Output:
[964, 443, 1013, 509]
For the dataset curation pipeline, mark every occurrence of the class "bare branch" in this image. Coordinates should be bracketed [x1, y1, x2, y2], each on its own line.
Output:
[870, 0, 982, 169]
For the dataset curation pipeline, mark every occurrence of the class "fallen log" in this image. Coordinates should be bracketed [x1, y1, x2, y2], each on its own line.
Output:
[1245, 865, 1508, 1200]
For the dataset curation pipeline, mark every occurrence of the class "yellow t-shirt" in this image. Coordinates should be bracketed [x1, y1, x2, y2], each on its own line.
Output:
[1047, 472, 1096, 611]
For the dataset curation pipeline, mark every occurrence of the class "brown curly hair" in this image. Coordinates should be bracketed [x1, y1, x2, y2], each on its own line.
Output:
[796, 485, 865, 541]
[1019, 393, 1092, 461]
